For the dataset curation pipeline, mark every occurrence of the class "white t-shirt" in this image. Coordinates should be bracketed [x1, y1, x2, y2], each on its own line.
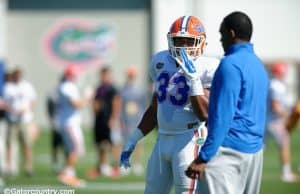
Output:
[57, 80, 81, 126]
[267, 78, 288, 122]
[3, 80, 37, 124]
[149, 50, 219, 134]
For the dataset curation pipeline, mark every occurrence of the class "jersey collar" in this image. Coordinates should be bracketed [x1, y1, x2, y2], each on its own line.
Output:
[225, 42, 254, 56]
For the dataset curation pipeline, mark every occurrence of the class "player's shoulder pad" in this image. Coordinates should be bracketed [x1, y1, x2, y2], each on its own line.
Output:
[150, 50, 171, 70]
[151, 50, 170, 62]
[195, 56, 220, 71]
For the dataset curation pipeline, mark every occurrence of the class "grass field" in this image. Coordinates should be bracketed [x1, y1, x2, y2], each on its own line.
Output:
[2, 126, 300, 194]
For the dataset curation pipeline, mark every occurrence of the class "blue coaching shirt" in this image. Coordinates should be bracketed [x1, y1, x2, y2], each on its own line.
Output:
[200, 43, 269, 162]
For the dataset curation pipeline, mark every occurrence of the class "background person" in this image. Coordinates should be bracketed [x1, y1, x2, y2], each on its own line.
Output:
[4, 68, 37, 177]
[57, 64, 91, 187]
[46, 81, 63, 173]
[87, 66, 121, 178]
[120, 67, 146, 176]
[0, 61, 6, 185]
[266, 62, 299, 182]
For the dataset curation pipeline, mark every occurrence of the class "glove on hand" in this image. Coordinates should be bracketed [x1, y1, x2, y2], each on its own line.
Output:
[174, 48, 198, 80]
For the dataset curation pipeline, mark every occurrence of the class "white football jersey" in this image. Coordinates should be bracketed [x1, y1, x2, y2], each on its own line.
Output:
[3, 80, 36, 124]
[58, 80, 81, 127]
[150, 50, 219, 134]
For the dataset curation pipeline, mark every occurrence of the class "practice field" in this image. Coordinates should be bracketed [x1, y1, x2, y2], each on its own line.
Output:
[2, 127, 300, 194]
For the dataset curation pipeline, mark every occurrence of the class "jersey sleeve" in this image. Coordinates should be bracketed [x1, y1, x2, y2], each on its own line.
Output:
[201, 58, 220, 89]
[149, 54, 157, 83]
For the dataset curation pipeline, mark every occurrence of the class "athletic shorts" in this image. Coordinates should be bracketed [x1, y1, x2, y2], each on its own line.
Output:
[60, 122, 85, 156]
[94, 120, 111, 145]
[52, 129, 63, 148]
[7, 122, 32, 147]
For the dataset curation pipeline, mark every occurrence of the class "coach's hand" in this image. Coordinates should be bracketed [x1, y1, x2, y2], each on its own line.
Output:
[175, 48, 198, 80]
[185, 157, 206, 180]
[119, 128, 144, 169]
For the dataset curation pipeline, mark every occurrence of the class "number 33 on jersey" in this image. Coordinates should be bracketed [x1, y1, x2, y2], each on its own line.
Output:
[150, 50, 219, 134]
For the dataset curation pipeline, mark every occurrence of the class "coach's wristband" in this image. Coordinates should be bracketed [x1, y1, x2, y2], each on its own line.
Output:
[189, 78, 204, 96]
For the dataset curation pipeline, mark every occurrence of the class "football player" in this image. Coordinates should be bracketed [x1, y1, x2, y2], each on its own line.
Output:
[120, 16, 219, 193]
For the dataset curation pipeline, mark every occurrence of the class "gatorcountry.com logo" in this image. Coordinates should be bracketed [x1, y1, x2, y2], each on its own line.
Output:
[42, 18, 116, 70]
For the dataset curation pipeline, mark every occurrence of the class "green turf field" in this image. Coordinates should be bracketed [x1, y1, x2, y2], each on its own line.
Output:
[2, 126, 300, 194]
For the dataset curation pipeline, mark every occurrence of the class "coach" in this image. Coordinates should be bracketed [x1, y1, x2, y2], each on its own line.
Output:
[186, 11, 269, 194]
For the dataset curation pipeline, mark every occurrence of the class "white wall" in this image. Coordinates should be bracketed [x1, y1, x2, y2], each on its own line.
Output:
[7, 10, 149, 127]
[199, 0, 300, 60]
[153, 0, 300, 60]
[0, 0, 7, 59]
[152, 0, 199, 53]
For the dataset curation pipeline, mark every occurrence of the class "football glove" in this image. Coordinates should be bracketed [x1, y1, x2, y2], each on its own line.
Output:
[120, 147, 135, 169]
[175, 48, 198, 80]
[175, 48, 204, 96]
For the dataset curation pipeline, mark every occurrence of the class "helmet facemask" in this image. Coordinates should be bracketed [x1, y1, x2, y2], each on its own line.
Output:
[168, 34, 206, 62]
